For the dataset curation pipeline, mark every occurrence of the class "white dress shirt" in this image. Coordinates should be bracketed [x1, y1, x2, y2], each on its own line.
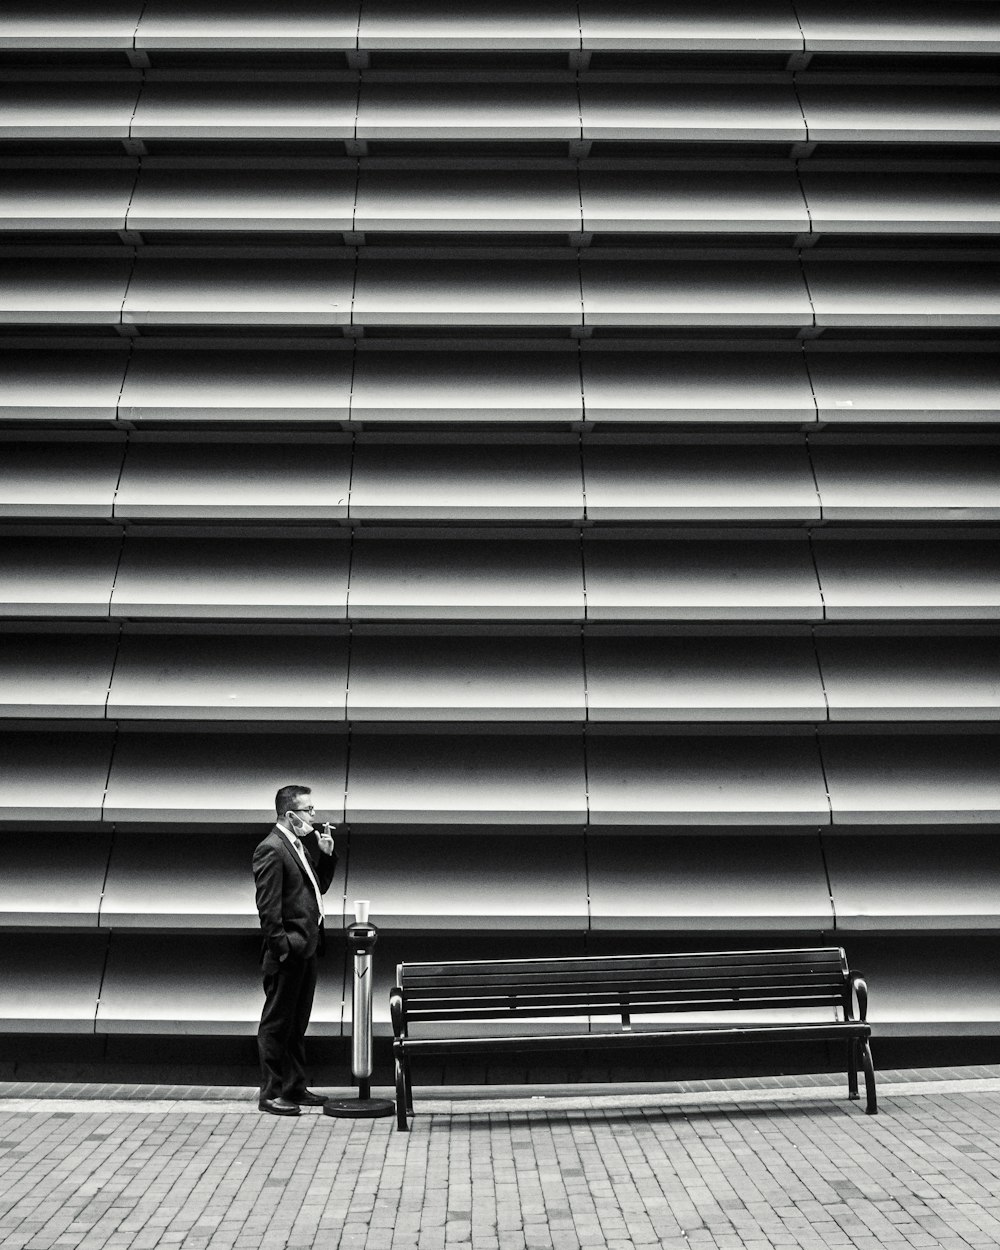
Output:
[282, 828, 325, 921]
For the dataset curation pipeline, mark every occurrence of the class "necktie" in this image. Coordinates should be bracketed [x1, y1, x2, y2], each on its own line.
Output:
[288, 834, 325, 920]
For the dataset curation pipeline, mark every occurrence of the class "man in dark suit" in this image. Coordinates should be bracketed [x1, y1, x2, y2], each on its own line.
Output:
[253, 784, 338, 1116]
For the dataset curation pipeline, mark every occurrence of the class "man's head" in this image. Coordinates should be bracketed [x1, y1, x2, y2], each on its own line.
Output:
[275, 784, 314, 830]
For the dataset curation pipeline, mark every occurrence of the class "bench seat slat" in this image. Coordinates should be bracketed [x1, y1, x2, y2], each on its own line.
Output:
[395, 1020, 871, 1057]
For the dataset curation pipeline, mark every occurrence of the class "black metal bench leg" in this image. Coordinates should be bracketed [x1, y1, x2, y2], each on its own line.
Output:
[404, 1058, 414, 1114]
[861, 1041, 877, 1115]
[394, 1053, 409, 1131]
[847, 1039, 859, 1100]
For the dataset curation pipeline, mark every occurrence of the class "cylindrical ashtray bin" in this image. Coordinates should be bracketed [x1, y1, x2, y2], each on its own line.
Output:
[349, 919, 376, 1095]
[324, 901, 394, 1119]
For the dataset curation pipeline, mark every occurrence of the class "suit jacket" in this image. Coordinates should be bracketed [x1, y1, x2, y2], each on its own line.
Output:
[252, 824, 338, 967]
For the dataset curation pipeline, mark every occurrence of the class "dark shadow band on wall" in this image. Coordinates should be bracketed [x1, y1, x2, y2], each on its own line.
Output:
[1, 1035, 999, 1091]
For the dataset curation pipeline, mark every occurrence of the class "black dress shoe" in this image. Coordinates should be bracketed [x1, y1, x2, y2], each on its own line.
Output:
[258, 1097, 301, 1116]
[287, 1090, 327, 1107]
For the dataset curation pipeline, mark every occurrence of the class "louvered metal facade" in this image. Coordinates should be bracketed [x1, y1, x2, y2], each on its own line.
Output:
[0, 2, 998, 1060]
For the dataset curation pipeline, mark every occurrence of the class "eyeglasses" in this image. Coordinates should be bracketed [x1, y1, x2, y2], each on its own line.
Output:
[293, 805, 316, 813]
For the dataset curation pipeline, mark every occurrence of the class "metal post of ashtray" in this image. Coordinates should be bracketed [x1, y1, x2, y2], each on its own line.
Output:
[324, 901, 394, 1119]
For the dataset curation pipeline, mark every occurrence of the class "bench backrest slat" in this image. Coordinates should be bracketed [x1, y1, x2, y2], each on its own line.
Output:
[402, 948, 846, 981]
[396, 948, 853, 1026]
[401, 970, 846, 994]
[406, 996, 846, 1023]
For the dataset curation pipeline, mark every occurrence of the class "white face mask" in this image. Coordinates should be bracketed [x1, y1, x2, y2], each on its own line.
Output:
[287, 810, 314, 836]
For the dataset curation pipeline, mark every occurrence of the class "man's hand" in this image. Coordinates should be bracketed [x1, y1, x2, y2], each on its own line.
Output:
[316, 823, 335, 856]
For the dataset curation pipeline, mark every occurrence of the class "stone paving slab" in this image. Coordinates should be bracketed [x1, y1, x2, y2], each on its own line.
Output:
[2, 1070, 1000, 1249]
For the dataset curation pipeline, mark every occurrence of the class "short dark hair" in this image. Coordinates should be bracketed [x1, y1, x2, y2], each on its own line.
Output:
[275, 785, 311, 818]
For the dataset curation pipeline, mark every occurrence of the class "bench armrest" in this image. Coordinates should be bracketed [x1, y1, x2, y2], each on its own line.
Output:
[851, 975, 869, 1023]
[390, 986, 407, 1039]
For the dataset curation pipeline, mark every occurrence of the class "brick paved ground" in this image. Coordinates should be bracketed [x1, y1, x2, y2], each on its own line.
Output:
[3, 1072, 1000, 1250]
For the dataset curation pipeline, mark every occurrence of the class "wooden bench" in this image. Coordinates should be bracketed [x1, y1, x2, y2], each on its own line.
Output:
[390, 946, 875, 1130]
